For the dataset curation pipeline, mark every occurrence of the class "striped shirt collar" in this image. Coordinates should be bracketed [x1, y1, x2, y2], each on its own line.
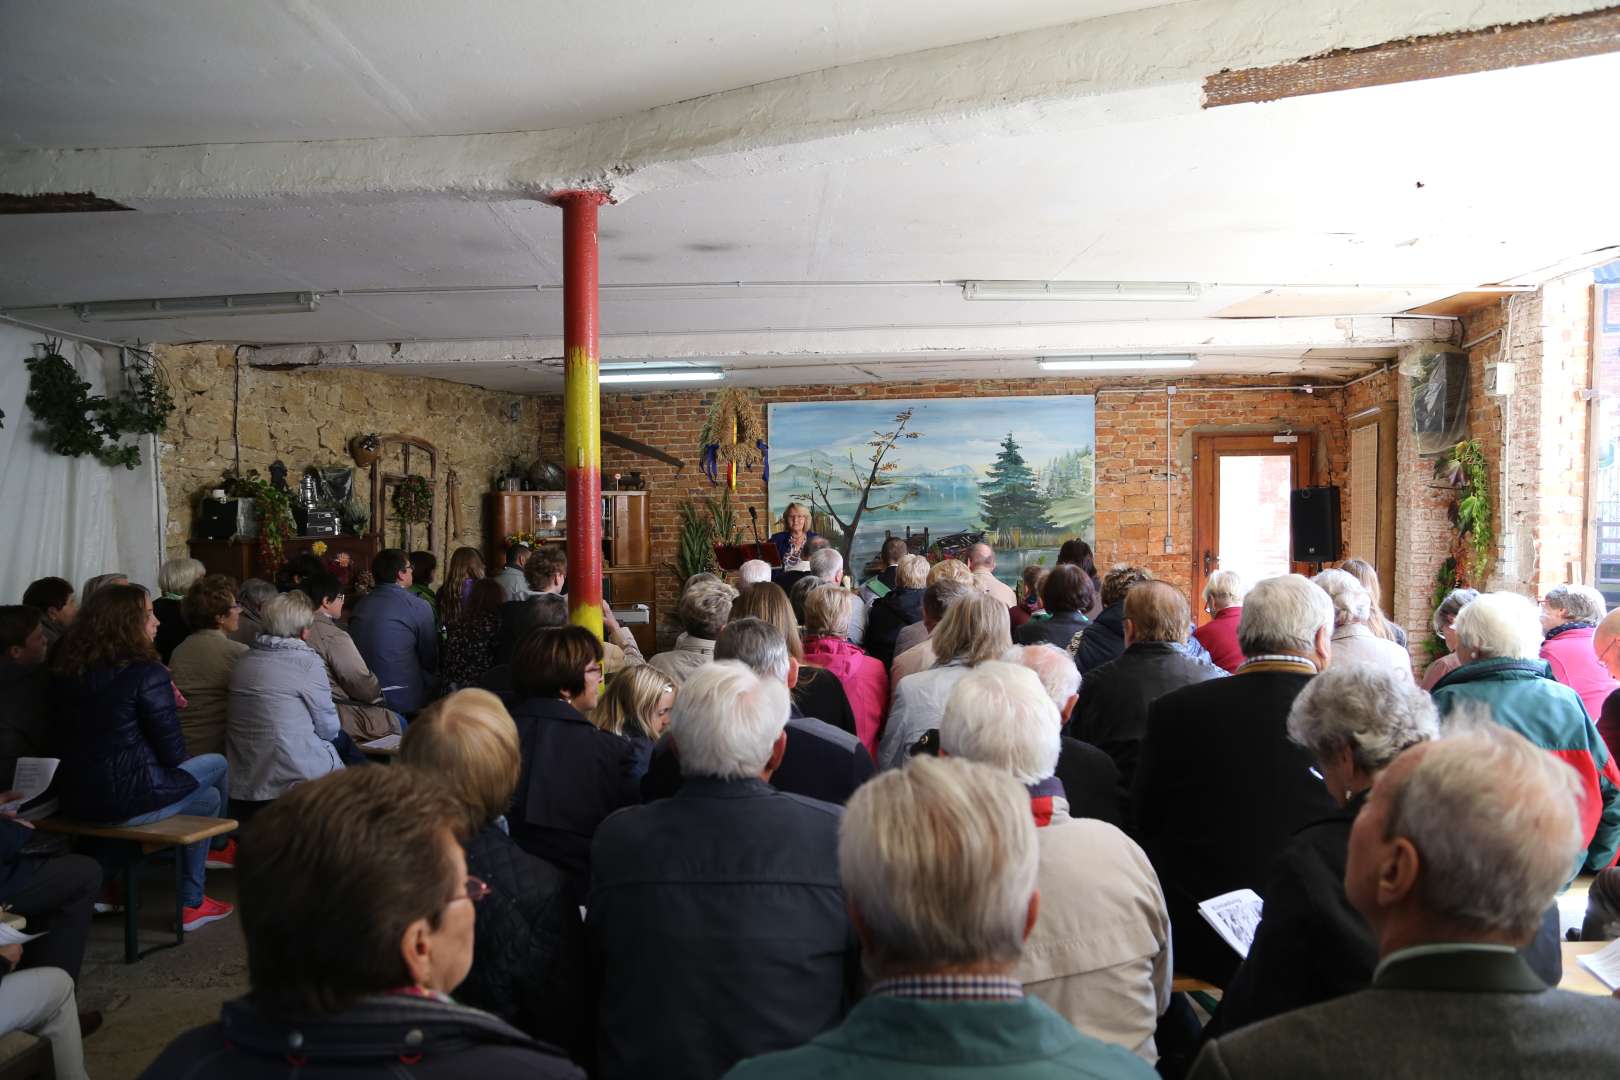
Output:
[868, 974, 1025, 1001]
[1238, 653, 1318, 674]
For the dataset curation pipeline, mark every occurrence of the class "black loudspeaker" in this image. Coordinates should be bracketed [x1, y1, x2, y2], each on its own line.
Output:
[1290, 486, 1341, 562]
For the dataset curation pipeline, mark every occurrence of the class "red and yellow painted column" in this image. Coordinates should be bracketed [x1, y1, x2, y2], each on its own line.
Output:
[557, 190, 609, 639]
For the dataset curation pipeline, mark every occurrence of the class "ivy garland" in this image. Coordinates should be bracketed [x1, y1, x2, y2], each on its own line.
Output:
[24, 340, 175, 469]
[392, 474, 434, 524]
[1436, 439, 1493, 583]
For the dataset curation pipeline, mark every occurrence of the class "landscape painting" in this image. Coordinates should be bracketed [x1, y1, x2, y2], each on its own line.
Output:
[768, 396, 1096, 586]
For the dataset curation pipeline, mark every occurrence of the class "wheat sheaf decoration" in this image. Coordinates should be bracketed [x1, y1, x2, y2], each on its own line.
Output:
[698, 388, 767, 489]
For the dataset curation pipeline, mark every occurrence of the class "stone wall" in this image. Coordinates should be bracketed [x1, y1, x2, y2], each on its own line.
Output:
[157, 344, 549, 561]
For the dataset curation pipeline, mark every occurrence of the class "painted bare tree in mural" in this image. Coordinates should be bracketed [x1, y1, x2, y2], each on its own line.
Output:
[794, 408, 922, 567]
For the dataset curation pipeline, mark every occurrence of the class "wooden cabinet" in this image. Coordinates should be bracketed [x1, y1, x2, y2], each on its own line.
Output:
[189, 534, 381, 582]
[485, 491, 658, 654]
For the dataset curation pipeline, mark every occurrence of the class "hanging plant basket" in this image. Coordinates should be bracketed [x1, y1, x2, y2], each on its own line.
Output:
[24, 339, 174, 469]
[392, 474, 433, 525]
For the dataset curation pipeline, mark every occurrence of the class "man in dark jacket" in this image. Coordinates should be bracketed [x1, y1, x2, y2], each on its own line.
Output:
[0, 606, 50, 793]
[590, 660, 858, 1080]
[1069, 565, 1152, 674]
[1132, 574, 1339, 987]
[1072, 582, 1223, 795]
[347, 548, 439, 714]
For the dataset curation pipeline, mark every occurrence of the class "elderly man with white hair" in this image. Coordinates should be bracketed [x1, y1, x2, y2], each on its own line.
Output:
[1191, 725, 1620, 1079]
[736, 558, 773, 589]
[1133, 574, 1339, 986]
[808, 546, 867, 645]
[1431, 590, 1620, 874]
[1007, 643, 1126, 827]
[589, 660, 857, 1080]
[723, 756, 1155, 1080]
[941, 662, 1171, 1063]
[1311, 569, 1412, 680]
[1537, 582, 1618, 720]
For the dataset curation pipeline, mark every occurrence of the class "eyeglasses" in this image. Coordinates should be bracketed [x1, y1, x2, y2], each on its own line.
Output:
[449, 876, 490, 906]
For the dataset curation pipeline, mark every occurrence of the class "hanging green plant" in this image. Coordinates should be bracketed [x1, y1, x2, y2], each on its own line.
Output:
[1435, 439, 1493, 583]
[24, 340, 174, 469]
[221, 467, 296, 565]
[392, 474, 433, 525]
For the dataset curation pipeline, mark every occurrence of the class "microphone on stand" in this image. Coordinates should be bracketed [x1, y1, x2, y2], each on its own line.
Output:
[748, 505, 765, 547]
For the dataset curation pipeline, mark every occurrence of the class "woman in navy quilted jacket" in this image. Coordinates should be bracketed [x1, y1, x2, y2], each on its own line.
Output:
[51, 584, 234, 931]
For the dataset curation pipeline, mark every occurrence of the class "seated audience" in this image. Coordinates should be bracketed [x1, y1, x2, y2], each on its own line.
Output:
[228, 591, 347, 814]
[154, 557, 206, 663]
[525, 544, 568, 597]
[863, 552, 927, 667]
[231, 578, 276, 645]
[0, 936, 89, 1080]
[480, 594, 569, 703]
[52, 584, 232, 930]
[1193, 569, 1246, 673]
[1419, 586, 1479, 691]
[1073, 580, 1223, 795]
[436, 545, 486, 627]
[1206, 665, 1441, 1037]
[20, 576, 76, 647]
[801, 587, 888, 757]
[859, 536, 908, 605]
[1133, 574, 1338, 986]
[890, 577, 975, 688]
[1431, 591, 1620, 874]
[809, 547, 867, 645]
[276, 553, 325, 594]
[1014, 563, 1095, 650]
[1009, 564, 1047, 631]
[508, 627, 640, 903]
[1538, 582, 1617, 720]
[1594, 605, 1620, 766]
[493, 541, 532, 602]
[1070, 565, 1152, 674]
[0, 606, 49, 789]
[347, 548, 439, 714]
[0, 808, 101, 1004]
[731, 581, 858, 735]
[788, 572, 824, 624]
[650, 578, 736, 686]
[737, 558, 773, 590]
[893, 558, 974, 660]
[880, 591, 1013, 769]
[299, 572, 399, 741]
[724, 755, 1154, 1080]
[169, 575, 249, 757]
[967, 542, 1017, 607]
[591, 661, 857, 1080]
[1313, 569, 1412, 678]
[1338, 557, 1406, 647]
[399, 690, 589, 1061]
[445, 578, 506, 689]
[495, 589, 570, 666]
[407, 550, 438, 608]
[79, 572, 128, 604]
[142, 766, 584, 1079]
[940, 662, 1171, 1062]
[1007, 643, 1127, 827]
[1057, 537, 1105, 618]
[592, 663, 674, 750]
[1189, 726, 1620, 1080]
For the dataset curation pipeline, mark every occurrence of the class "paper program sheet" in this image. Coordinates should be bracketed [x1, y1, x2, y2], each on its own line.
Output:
[1198, 888, 1266, 958]
[0, 758, 59, 813]
[1578, 938, 1620, 991]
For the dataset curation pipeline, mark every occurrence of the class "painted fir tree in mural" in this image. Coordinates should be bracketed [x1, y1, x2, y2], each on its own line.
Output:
[978, 432, 1056, 531]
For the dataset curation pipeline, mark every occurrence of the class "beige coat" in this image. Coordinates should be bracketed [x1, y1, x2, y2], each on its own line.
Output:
[305, 613, 399, 740]
[889, 638, 937, 696]
[1019, 803, 1173, 1063]
[170, 629, 248, 756]
[648, 633, 715, 687]
[973, 568, 1018, 607]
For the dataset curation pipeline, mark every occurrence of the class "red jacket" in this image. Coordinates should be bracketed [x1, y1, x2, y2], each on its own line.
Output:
[1193, 606, 1245, 674]
[801, 636, 889, 757]
[1541, 624, 1619, 722]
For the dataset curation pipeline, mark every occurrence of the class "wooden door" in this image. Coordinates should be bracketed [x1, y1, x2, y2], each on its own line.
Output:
[1192, 433, 1315, 621]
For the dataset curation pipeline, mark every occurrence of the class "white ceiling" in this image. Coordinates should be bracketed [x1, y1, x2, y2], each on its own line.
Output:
[2, 2, 1618, 390]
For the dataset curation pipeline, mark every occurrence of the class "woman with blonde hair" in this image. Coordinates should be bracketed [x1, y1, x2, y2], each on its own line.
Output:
[731, 581, 859, 735]
[593, 664, 674, 744]
[399, 689, 587, 1057]
[879, 591, 1012, 769]
[1338, 557, 1406, 646]
[802, 587, 889, 757]
[437, 545, 487, 627]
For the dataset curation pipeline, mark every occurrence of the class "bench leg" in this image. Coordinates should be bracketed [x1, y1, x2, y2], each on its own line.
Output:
[173, 845, 185, 948]
[123, 862, 139, 964]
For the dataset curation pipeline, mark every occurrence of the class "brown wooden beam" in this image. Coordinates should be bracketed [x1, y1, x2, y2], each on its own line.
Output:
[1205, 7, 1620, 108]
[0, 191, 132, 214]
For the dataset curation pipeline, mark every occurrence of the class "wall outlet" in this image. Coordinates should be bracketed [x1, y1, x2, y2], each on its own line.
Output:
[1485, 362, 1515, 397]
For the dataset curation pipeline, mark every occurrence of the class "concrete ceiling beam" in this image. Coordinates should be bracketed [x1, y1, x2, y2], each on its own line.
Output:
[0, 0, 1598, 208]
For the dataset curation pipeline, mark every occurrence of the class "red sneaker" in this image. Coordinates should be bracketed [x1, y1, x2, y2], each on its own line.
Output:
[180, 896, 233, 933]
[205, 839, 237, 870]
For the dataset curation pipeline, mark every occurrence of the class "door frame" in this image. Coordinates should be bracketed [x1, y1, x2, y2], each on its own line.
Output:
[1192, 432, 1316, 622]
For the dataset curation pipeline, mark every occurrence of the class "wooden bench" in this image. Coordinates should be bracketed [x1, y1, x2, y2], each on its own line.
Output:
[32, 815, 237, 963]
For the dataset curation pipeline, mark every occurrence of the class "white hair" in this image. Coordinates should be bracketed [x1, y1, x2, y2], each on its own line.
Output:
[669, 660, 789, 780]
[260, 590, 315, 640]
[738, 559, 772, 586]
[896, 554, 930, 590]
[1312, 568, 1372, 628]
[940, 661, 1062, 785]
[1203, 569, 1244, 610]
[1003, 644, 1080, 709]
[1453, 592, 1543, 661]
[840, 755, 1037, 973]
[1238, 574, 1335, 655]
[714, 617, 791, 683]
[1287, 664, 1439, 772]
[159, 557, 206, 596]
[1383, 725, 1584, 937]
[1544, 583, 1607, 625]
[678, 579, 737, 639]
[809, 547, 844, 583]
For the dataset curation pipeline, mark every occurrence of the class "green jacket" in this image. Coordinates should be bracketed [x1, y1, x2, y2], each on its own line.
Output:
[722, 994, 1154, 1080]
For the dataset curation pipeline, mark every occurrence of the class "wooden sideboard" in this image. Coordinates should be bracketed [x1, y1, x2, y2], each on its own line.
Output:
[485, 491, 657, 654]
[188, 535, 382, 583]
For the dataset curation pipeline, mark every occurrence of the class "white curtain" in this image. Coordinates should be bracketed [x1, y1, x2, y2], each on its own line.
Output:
[0, 322, 164, 602]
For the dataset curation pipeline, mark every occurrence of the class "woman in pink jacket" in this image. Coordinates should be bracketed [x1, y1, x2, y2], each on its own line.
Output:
[1539, 583, 1618, 720]
[800, 586, 889, 757]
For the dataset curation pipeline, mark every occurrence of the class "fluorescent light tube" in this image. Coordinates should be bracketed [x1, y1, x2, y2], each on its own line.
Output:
[1038, 356, 1197, 372]
[598, 370, 725, 384]
[964, 280, 1201, 302]
[76, 291, 320, 322]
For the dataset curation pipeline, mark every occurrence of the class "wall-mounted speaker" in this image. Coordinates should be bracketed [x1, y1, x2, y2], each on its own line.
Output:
[1291, 486, 1341, 563]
